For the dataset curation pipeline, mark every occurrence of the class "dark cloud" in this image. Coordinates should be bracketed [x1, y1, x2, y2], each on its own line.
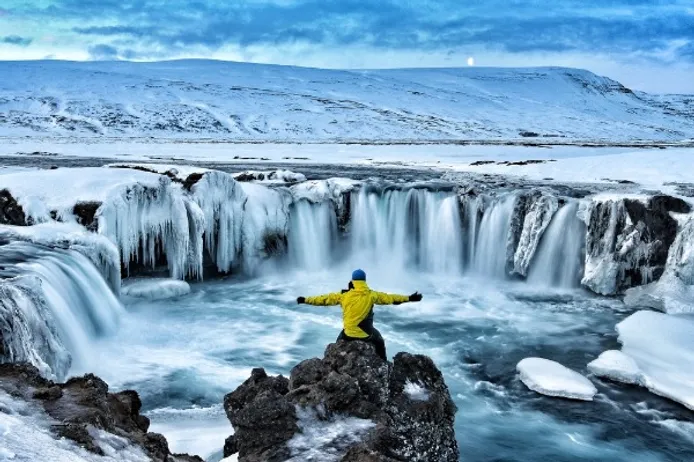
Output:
[87, 43, 119, 60]
[7, 0, 694, 62]
[1, 35, 33, 46]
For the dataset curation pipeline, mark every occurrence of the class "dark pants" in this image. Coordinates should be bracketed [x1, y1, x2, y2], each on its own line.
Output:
[337, 328, 387, 361]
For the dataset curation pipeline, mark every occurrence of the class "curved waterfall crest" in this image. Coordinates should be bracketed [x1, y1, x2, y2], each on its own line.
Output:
[2, 166, 693, 383]
[0, 240, 124, 380]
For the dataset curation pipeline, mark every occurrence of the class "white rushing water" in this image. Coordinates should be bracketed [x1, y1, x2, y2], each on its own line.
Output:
[0, 242, 123, 379]
[4, 184, 693, 462]
[527, 201, 586, 288]
[471, 195, 516, 278]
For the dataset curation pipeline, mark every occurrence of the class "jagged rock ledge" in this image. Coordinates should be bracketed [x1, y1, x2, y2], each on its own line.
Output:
[222, 341, 459, 462]
[0, 363, 203, 462]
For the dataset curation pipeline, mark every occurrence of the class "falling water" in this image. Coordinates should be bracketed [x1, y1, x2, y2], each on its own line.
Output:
[0, 241, 124, 378]
[471, 195, 516, 278]
[527, 201, 586, 288]
[349, 188, 464, 274]
[288, 200, 339, 270]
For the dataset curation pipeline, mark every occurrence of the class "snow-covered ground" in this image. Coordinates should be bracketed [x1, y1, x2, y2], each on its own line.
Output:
[0, 61, 692, 142]
[2, 142, 694, 192]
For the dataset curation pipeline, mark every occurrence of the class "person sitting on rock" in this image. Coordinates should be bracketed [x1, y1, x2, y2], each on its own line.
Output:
[297, 269, 422, 361]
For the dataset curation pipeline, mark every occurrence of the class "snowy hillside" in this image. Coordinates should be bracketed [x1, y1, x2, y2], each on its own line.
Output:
[0, 60, 692, 142]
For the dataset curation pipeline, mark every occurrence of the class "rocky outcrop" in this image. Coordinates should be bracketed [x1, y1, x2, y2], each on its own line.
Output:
[583, 195, 691, 294]
[223, 341, 458, 462]
[0, 189, 28, 225]
[0, 363, 203, 462]
[506, 189, 559, 276]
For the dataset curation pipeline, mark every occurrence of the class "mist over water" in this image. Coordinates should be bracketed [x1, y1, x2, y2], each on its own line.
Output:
[21, 187, 693, 461]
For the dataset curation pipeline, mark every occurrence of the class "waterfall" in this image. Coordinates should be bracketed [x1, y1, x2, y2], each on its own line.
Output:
[288, 200, 339, 270]
[527, 201, 586, 288]
[471, 195, 516, 278]
[0, 241, 123, 379]
[348, 188, 464, 274]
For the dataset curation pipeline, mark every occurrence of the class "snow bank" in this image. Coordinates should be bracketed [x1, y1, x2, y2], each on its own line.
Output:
[0, 390, 149, 462]
[517, 358, 597, 401]
[613, 310, 694, 410]
[290, 178, 360, 204]
[122, 278, 191, 300]
[587, 350, 643, 385]
[0, 167, 162, 224]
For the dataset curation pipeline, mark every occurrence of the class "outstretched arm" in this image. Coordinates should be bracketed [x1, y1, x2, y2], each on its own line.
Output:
[372, 291, 422, 305]
[298, 292, 343, 306]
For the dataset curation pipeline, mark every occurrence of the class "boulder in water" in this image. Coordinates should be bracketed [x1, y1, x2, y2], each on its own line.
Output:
[223, 341, 459, 461]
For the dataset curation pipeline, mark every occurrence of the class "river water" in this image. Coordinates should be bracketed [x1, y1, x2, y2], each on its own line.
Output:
[12, 182, 692, 461]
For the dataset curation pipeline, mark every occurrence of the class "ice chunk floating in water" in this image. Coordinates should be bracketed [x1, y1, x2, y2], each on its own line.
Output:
[613, 310, 694, 410]
[588, 350, 643, 385]
[517, 357, 597, 401]
[122, 278, 191, 300]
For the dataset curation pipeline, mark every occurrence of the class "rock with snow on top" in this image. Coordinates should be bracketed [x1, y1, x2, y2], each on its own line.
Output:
[587, 350, 643, 385]
[223, 340, 458, 461]
[0, 363, 203, 462]
[517, 358, 597, 401]
[122, 279, 191, 300]
[233, 170, 306, 184]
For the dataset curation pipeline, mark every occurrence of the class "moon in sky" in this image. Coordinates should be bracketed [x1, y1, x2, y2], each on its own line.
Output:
[467, 57, 475, 66]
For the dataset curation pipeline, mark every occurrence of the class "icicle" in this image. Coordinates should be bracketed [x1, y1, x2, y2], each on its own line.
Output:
[97, 176, 203, 279]
[189, 171, 246, 273]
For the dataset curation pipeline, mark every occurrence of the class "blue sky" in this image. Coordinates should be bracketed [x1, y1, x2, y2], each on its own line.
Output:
[1, 0, 693, 93]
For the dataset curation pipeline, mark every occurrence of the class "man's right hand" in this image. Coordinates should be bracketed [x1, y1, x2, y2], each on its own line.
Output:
[409, 292, 423, 302]
[297, 296, 306, 304]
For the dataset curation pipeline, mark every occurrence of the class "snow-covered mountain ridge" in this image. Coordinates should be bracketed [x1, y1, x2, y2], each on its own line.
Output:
[0, 60, 692, 142]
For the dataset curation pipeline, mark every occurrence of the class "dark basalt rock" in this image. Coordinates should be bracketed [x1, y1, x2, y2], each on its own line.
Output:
[585, 194, 688, 294]
[0, 189, 28, 226]
[0, 363, 203, 462]
[223, 341, 458, 462]
[72, 201, 101, 231]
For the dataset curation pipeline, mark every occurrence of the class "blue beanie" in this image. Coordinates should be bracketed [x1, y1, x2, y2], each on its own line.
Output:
[352, 269, 366, 281]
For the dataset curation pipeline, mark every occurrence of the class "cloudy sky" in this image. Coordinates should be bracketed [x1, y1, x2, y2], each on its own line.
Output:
[1, 0, 693, 93]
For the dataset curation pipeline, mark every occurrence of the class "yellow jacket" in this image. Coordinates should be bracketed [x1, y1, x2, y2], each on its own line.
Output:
[304, 280, 409, 338]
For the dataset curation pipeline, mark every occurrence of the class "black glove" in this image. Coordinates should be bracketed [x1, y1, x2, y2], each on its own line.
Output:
[297, 296, 306, 304]
[409, 292, 423, 302]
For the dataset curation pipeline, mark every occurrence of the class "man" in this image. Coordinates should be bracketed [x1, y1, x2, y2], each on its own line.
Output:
[297, 269, 423, 361]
